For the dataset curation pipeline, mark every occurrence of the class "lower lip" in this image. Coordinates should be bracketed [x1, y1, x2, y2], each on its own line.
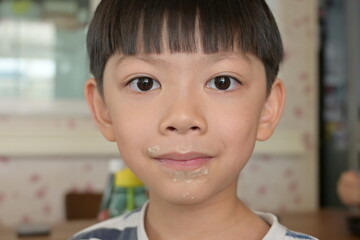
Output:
[156, 157, 211, 170]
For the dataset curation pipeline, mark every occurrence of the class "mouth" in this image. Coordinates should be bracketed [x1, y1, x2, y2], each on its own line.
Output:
[153, 152, 212, 171]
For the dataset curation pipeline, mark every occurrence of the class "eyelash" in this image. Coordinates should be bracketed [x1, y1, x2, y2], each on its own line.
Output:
[126, 75, 243, 92]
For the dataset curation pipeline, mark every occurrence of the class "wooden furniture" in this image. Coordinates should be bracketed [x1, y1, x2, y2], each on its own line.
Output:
[279, 208, 360, 240]
[0, 208, 359, 240]
[65, 192, 102, 220]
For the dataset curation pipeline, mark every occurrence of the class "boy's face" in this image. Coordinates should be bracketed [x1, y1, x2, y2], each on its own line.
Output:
[86, 50, 284, 205]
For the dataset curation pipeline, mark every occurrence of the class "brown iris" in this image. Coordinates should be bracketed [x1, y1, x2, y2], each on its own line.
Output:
[214, 76, 231, 90]
[136, 77, 154, 91]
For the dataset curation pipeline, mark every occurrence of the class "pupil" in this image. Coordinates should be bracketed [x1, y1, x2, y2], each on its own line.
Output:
[137, 77, 153, 91]
[215, 76, 230, 90]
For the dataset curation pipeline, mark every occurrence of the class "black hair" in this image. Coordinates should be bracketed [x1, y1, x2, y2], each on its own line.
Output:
[87, 0, 283, 95]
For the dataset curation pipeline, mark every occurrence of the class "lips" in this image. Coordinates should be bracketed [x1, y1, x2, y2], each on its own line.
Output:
[153, 152, 212, 170]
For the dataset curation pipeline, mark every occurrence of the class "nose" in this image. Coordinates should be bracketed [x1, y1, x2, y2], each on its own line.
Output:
[159, 95, 207, 135]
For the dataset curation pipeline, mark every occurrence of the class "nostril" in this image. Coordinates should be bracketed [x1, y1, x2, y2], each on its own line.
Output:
[166, 126, 200, 132]
[167, 126, 176, 131]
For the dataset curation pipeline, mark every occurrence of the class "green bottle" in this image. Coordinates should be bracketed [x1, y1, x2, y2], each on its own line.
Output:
[98, 159, 124, 220]
[109, 168, 147, 217]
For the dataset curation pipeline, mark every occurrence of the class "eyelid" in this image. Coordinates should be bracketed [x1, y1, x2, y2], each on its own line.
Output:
[223, 75, 243, 85]
[212, 73, 243, 84]
[125, 75, 154, 84]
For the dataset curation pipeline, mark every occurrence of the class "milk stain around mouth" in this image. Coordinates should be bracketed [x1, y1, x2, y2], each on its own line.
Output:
[147, 145, 210, 183]
[147, 146, 210, 201]
[172, 166, 209, 183]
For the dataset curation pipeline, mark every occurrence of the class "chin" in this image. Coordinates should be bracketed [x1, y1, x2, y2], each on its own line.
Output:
[149, 181, 212, 206]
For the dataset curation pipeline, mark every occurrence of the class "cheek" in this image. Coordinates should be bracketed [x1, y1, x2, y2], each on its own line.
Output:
[212, 105, 260, 166]
[110, 99, 157, 139]
[212, 103, 261, 142]
[111, 112, 153, 183]
[109, 104, 154, 158]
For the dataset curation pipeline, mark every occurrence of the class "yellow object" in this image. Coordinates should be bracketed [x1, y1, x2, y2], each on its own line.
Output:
[115, 168, 143, 187]
[12, 0, 31, 14]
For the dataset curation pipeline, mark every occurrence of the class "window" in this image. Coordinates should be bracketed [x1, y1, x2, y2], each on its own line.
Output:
[0, 0, 117, 156]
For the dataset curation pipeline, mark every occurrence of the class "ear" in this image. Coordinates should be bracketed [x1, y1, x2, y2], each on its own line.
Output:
[256, 78, 286, 141]
[84, 78, 116, 142]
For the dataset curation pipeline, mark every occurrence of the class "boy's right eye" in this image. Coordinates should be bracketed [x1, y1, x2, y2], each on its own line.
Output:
[127, 77, 161, 92]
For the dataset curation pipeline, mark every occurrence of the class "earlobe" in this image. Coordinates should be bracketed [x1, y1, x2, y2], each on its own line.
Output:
[84, 78, 116, 142]
[256, 78, 285, 141]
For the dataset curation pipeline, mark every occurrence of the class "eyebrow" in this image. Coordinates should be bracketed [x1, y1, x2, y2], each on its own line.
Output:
[201, 52, 252, 65]
[114, 51, 252, 67]
[114, 55, 168, 66]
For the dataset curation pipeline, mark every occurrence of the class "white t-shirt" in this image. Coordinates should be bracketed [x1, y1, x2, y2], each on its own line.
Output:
[70, 203, 318, 240]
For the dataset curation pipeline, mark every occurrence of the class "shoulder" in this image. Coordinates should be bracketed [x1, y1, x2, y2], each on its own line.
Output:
[69, 208, 143, 240]
[255, 211, 318, 240]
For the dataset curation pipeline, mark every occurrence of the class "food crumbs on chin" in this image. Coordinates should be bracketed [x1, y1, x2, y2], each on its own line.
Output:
[171, 166, 209, 183]
[182, 192, 190, 198]
[182, 192, 196, 200]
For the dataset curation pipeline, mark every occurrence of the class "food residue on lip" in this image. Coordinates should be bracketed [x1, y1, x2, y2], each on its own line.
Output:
[147, 145, 211, 183]
[147, 145, 209, 156]
[172, 166, 209, 183]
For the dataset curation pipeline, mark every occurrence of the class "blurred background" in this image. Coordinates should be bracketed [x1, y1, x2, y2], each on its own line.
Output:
[0, 0, 358, 229]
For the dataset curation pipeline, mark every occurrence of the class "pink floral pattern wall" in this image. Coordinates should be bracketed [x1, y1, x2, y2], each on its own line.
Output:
[0, 0, 318, 227]
[0, 157, 108, 226]
[238, 0, 318, 213]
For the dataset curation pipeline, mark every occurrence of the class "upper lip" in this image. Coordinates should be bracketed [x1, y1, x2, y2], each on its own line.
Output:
[153, 152, 212, 161]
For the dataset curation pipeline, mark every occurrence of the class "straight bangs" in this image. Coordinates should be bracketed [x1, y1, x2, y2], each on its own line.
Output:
[87, 0, 283, 93]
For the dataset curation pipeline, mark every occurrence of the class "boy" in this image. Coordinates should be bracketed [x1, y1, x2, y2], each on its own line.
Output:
[71, 0, 317, 239]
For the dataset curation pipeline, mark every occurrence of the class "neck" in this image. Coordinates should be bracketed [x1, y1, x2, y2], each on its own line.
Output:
[144, 183, 269, 240]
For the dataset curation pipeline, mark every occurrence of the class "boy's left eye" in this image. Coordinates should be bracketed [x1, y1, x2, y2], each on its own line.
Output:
[206, 75, 242, 91]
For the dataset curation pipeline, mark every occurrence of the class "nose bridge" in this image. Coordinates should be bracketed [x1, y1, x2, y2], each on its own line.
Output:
[159, 87, 207, 135]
